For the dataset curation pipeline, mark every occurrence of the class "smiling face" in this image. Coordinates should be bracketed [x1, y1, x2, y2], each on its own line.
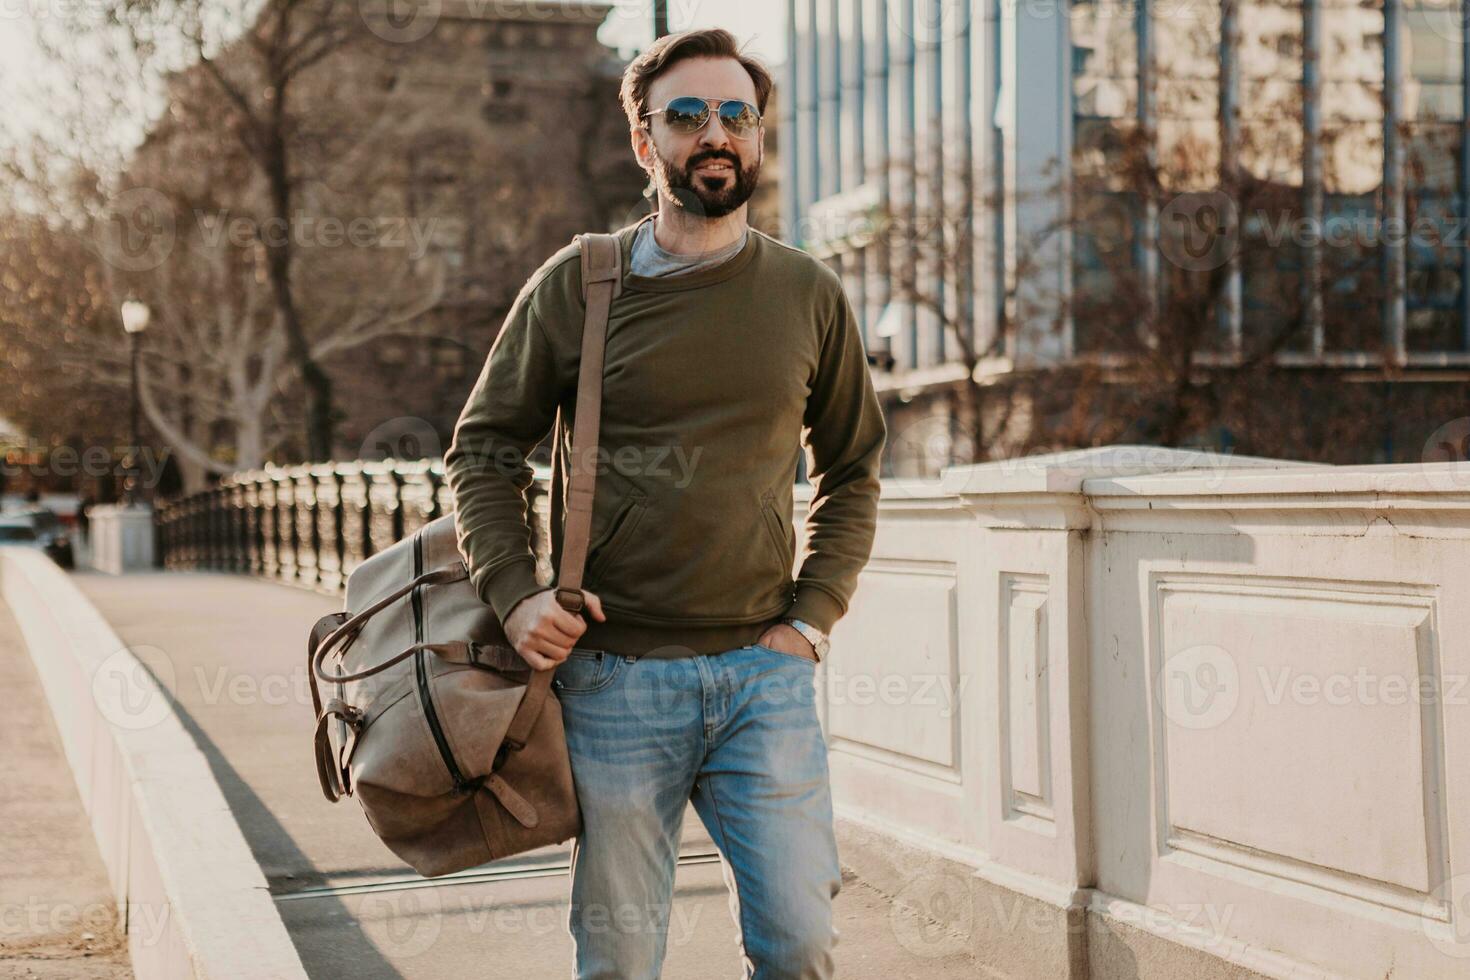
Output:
[632, 56, 765, 220]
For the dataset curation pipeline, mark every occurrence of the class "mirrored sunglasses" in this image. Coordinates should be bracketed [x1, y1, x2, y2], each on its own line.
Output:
[641, 97, 762, 139]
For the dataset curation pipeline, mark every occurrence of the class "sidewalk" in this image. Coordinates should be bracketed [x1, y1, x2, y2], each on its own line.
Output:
[71, 569, 977, 978]
[0, 600, 132, 979]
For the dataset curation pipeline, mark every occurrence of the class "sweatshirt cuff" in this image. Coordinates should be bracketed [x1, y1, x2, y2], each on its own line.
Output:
[481, 558, 549, 625]
[784, 585, 846, 636]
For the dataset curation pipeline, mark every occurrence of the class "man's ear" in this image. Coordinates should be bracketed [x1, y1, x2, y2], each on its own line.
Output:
[631, 127, 652, 173]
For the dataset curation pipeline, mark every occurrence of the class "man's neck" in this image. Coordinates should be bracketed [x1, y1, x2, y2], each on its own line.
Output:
[651, 204, 748, 256]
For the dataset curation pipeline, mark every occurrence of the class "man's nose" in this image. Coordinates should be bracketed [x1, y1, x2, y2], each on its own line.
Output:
[698, 114, 734, 150]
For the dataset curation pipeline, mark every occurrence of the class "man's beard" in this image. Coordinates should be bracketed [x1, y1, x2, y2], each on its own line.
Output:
[649, 143, 761, 220]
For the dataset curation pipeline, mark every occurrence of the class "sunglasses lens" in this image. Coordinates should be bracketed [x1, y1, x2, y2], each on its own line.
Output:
[664, 97, 710, 133]
[718, 101, 759, 136]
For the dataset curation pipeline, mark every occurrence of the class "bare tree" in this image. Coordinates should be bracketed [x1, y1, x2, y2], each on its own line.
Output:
[96, 0, 393, 461]
[2, 6, 448, 490]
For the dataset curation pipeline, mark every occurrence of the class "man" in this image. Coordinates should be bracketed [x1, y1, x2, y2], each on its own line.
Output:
[443, 28, 886, 979]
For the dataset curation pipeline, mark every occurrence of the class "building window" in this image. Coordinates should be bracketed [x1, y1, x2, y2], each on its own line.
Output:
[431, 341, 467, 382]
[377, 341, 407, 367]
[1071, 0, 1142, 354]
[1404, 0, 1465, 351]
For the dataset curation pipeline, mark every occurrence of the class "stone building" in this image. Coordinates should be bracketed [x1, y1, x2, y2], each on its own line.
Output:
[321, 2, 653, 461]
[126, 1, 654, 471]
[124, 2, 792, 477]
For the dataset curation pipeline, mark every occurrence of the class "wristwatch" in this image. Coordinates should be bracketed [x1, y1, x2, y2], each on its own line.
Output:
[781, 618, 830, 661]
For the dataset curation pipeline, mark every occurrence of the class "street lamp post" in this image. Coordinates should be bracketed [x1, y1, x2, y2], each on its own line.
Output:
[120, 300, 151, 507]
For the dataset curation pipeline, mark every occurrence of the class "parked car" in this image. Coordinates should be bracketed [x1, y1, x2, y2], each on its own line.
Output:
[0, 509, 74, 568]
[0, 515, 43, 549]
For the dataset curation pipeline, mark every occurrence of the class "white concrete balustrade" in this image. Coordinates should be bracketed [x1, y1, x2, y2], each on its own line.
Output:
[88, 503, 157, 574]
[804, 446, 1470, 979]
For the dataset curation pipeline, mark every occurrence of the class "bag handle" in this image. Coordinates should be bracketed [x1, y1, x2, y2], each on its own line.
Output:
[314, 565, 468, 671]
[306, 563, 469, 742]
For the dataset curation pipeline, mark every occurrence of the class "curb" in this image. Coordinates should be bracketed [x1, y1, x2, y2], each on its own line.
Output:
[1, 547, 309, 980]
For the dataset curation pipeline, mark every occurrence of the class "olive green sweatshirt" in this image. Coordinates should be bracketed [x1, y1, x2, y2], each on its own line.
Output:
[443, 212, 887, 659]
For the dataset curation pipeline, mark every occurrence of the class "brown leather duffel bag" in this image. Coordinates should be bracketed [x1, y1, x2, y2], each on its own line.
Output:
[306, 231, 622, 877]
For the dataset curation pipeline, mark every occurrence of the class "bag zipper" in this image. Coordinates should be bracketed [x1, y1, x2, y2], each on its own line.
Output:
[413, 531, 469, 792]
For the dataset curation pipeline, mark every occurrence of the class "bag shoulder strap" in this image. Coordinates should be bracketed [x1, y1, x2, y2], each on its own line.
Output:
[580, 231, 624, 303]
[548, 231, 621, 615]
[492, 231, 621, 752]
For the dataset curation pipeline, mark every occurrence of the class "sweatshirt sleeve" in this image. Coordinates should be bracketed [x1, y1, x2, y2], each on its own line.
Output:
[784, 280, 888, 636]
[443, 285, 565, 624]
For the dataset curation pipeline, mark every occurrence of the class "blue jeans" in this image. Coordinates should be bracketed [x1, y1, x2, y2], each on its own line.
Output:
[552, 642, 842, 979]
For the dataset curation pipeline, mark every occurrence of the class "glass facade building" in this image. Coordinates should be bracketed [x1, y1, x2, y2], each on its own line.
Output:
[784, 0, 1470, 380]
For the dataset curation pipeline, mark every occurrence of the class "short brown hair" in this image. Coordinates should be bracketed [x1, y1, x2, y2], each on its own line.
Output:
[619, 28, 774, 133]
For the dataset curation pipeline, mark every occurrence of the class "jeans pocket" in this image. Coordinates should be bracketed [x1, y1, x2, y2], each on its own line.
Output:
[750, 642, 818, 667]
[552, 648, 622, 695]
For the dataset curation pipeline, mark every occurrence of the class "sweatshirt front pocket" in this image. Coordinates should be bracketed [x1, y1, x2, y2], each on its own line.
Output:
[585, 494, 648, 589]
[760, 492, 793, 580]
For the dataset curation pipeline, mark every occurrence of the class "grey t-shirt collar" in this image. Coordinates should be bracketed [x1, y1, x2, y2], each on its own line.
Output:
[630, 219, 750, 278]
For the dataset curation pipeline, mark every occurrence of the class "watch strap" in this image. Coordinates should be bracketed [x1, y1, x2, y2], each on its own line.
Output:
[781, 617, 829, 660]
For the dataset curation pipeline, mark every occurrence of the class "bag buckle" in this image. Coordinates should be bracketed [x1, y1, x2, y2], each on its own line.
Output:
[555, 587, 585, 614]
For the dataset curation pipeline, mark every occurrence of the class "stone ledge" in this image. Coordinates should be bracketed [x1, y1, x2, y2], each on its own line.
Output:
[0, 547, 308, 980]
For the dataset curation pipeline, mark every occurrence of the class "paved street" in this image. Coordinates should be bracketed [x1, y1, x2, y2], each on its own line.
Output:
[72, 570, 977, 979]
